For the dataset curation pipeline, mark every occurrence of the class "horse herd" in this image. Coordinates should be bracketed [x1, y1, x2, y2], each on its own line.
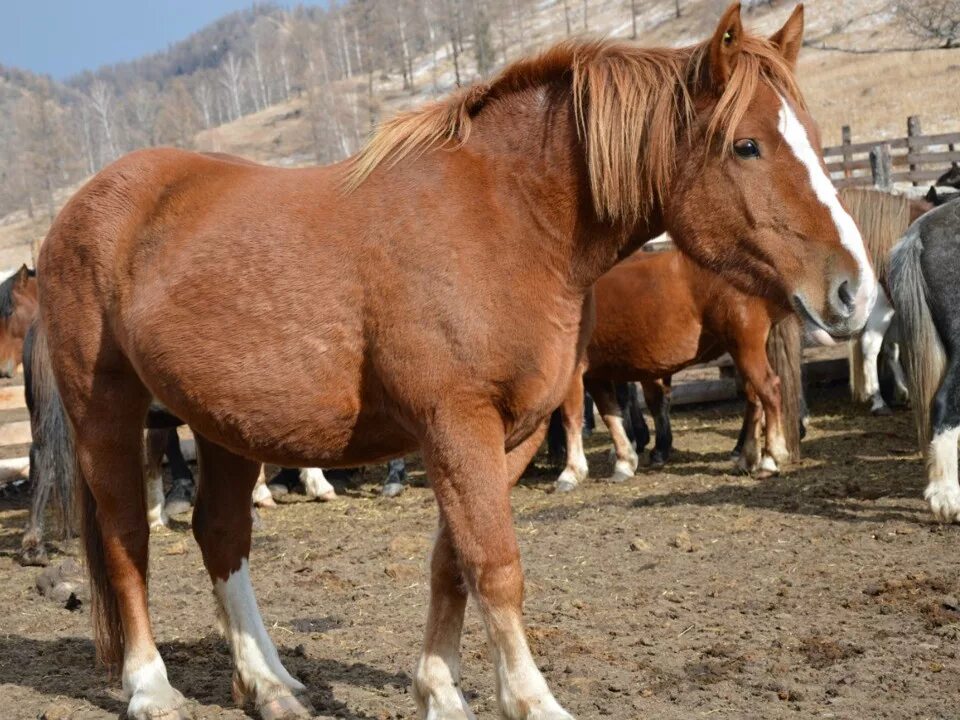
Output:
[4, 4, 960, 719]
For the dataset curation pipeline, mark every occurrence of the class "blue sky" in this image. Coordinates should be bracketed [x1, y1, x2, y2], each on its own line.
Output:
[0, 1, 324, 80]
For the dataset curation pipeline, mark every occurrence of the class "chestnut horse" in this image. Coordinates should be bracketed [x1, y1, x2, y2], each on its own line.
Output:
[555, 248, 801, 492]
[0, 264, 37, 377]
[38, 6, 876, 719]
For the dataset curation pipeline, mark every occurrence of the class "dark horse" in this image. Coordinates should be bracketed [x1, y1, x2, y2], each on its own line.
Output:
[0, 265, 38, 377]
[890, 200, 960, 524]
[37, 7, 876, 718]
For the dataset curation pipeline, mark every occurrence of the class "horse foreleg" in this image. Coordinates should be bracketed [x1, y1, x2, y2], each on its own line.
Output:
[193, 436, 312, 719]
[588, 379, 638, 483]
[735, 384, 765, 475]
[556, 371, 588, 492]
[925, 363, 960, 523]
[862, 291, 896, 415]
[417, 416, 570, 720]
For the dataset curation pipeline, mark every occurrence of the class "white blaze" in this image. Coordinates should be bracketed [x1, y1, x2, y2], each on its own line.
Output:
[777, 96, 878, 326]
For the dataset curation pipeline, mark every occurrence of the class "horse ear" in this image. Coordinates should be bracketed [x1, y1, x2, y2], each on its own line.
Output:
[15, 264, 28, 285]
[709, 3, 744, 88]
[769, 4, 804, 69]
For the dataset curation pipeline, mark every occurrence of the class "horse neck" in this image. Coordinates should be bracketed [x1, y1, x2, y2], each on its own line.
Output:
[466, 86, 662, 291]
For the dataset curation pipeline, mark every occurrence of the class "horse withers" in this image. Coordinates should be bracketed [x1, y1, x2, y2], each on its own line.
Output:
[890, 200, 960, 523]
[37, 6, 876, 719]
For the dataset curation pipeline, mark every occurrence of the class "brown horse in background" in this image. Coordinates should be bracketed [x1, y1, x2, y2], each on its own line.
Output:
[37, 6, 877, 719]
[555, 249, 801, 492]
[0, 265, 37, 377]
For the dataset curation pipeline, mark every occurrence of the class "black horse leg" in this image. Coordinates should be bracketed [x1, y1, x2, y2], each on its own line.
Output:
[381, 458, 408, 497]
[163, 428, 195, 516]
[582, 390, 596, 437]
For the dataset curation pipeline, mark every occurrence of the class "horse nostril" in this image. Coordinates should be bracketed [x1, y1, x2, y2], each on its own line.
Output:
[836, 280, 856, 317]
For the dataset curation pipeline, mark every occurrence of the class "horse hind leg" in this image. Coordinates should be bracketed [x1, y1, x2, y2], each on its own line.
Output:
[589, 379, 638, 483]
[67, 369, 187, 718]
[641, 378, 672, 467]
[862, 291, 896, 415]
[192, 435, 312, 719]
[925, 363, 960, 523]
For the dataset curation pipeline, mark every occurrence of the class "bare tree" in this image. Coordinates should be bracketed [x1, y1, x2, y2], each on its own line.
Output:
[582, 0, 588, 30]
[562, 0, 572, 36]
[88, 79, 119, 163]
[220, 52, 245, 120]
[628, 0, 639, 38]
[193, 76, 215, 129]
[675, 0, 681, 19]
[156, 80, 200, 148]
[898, 0, 960, 48]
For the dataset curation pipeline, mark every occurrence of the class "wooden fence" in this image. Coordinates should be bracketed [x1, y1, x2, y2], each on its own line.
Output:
[824, 116, 960, 190]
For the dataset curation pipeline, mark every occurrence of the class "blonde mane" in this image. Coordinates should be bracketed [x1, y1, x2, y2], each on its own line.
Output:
[838, 187, 913, 283]
[345, 35, 803, 225]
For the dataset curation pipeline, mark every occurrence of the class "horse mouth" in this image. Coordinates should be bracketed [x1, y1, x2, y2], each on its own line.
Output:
[792, 293, 846, 343]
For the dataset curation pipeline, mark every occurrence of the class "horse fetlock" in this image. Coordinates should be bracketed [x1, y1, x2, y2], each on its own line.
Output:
[755, 453, 780, 479]
[251, 481, 276, 508]
[413, 660, 476, 720]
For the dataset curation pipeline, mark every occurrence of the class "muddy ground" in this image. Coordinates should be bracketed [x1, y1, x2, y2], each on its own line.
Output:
[0, 387, 958, 719]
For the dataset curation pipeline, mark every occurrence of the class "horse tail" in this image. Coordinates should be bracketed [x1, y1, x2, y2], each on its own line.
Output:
[848, 336, 867, 402]
[24, 321, 75, 537]
[890, 228, 946, 449]
[767, 314, 803, 462]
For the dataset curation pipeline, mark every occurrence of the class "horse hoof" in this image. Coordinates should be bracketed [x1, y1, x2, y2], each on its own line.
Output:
[729, 449, 742, 460]
[164, 497, 192, 517]
[648, 452, 666, 468]
[871, 405, 893, 417]
[608, 469, 633, 484]
[381, 482, 406, 498]
[18, 545, 49, 567]
[258, 692, 315, 720]
[555, 478, 578, 493]
[311, 489, 337, 502]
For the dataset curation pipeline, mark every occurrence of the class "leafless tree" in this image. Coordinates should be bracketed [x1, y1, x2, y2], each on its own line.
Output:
[88, 79, 119, 163]
[220, 52, 245, 120]
[898, 0, 960, 48]
[193, 76, 215, 129]
[562, 0, 572, 36]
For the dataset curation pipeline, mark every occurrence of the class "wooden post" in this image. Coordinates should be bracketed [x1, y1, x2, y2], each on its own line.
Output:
[907, 115, 922, 186]
[870, 143, 893, 190]
[841, 125, 852, 178]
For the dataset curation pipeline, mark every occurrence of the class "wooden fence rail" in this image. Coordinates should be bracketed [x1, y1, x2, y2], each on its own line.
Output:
[823, 116, 960, 189]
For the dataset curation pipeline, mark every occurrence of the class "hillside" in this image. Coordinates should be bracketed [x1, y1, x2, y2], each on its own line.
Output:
[2, 0, 959, 270]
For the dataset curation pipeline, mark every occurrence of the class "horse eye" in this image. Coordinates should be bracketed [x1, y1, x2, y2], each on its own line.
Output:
[733, 139, 761, 159]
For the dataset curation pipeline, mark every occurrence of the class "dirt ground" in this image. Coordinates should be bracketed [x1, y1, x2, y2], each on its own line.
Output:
[0, 386, 958, 720]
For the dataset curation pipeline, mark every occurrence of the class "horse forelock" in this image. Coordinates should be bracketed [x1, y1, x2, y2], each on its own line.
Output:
[344, 34, 804, 226]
